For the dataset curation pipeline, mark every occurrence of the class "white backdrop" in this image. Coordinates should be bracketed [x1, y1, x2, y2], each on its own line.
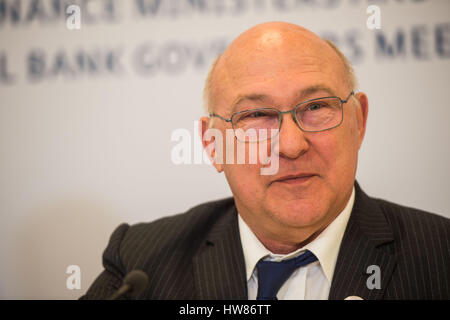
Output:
[0, 0, 449, 299]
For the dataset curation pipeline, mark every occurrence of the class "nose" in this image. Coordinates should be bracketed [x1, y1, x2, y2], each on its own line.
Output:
[277, 112, 310, 159]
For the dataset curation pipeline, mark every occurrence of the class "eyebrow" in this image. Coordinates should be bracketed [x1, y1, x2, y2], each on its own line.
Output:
[299, 85, 337, 99]
[230, 84, 338, 113]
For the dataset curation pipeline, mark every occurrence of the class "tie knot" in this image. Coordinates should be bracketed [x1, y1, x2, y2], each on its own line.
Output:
[256, 250, 318, 300]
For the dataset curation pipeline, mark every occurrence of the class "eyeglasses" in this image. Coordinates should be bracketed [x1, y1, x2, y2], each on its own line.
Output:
[210, 91, 354, 142]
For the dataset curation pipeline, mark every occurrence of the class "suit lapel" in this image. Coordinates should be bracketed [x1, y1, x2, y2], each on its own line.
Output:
[329, 181, 397, 300]
[192, 204, 248, 299]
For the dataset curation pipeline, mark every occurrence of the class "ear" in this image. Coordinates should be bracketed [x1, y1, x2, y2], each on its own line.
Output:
[354, 92, 369, 149]
[200, 116, 224, 173]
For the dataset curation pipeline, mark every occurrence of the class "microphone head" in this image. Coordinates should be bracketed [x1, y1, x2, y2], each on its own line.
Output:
[123, 270, 149, 297]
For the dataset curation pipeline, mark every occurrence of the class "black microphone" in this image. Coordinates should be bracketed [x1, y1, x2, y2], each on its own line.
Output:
[108, 270, 149, 300]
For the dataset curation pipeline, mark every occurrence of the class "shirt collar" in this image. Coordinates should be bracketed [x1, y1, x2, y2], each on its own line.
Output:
[238, 186, 355, 284]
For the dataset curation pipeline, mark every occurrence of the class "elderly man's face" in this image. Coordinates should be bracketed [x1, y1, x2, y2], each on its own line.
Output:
[201, 23, 368, 251]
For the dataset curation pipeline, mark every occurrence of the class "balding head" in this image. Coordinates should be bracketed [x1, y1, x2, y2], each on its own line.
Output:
[204, 22, 356, 114]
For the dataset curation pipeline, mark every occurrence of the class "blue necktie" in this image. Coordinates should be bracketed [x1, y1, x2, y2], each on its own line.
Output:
[256, 250, 318, 300]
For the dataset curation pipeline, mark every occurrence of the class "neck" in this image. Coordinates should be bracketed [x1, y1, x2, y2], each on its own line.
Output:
[254, 225, 325, 254]
[238, 200, 346, 255]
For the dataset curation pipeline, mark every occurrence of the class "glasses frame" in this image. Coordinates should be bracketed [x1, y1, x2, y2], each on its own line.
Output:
[210, 91, 355, 142]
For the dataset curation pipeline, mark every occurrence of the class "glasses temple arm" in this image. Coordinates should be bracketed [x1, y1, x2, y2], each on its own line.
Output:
[343, 91, 356, 103]
[210, 113, 232, 122]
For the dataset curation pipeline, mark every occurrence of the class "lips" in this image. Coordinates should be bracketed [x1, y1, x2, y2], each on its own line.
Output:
[271, 173, 317, 185]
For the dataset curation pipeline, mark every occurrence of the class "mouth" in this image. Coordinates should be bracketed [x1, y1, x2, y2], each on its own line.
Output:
[271, 173, 317, 186]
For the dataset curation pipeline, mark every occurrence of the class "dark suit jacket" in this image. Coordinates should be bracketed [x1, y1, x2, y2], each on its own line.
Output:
[81, 181, 450, 300]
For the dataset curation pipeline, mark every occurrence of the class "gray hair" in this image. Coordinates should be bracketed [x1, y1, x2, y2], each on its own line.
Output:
[323, 39, 358, 91]
[203, 54, 221, 115]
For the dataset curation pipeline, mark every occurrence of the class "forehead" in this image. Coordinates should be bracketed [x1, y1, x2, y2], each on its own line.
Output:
[231, 84, 338, 112]
[212, 33, 347, 112]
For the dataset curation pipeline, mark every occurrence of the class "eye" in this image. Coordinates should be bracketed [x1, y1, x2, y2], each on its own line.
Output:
[248, 111, 268, 118]
[307, 103, 323, 111]
[239, 110, 270, 121]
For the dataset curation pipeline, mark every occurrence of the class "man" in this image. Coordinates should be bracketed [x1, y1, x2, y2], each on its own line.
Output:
[81, 22, 450, 300]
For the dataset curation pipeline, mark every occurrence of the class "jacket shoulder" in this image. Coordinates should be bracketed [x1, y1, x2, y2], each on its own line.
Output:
[371, 198, 450, 298]
[373, 197, 450, 263]
[81, 197, 236, 299]
[374, 197, 450, 234]
[118, 197, 236, 270]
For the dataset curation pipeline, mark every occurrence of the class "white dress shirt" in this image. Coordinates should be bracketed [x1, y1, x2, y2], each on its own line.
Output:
[238, 186, 355, 300]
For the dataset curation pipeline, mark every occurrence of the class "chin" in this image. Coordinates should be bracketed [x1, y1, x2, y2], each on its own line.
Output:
[266, 198, 328, 228]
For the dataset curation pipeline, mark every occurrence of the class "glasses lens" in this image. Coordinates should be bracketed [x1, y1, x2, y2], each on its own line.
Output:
[232, 109, 280, 142]
[296, 97, 342, 131]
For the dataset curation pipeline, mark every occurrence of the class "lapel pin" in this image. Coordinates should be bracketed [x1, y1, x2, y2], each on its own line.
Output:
[344, 295, 364, 300]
